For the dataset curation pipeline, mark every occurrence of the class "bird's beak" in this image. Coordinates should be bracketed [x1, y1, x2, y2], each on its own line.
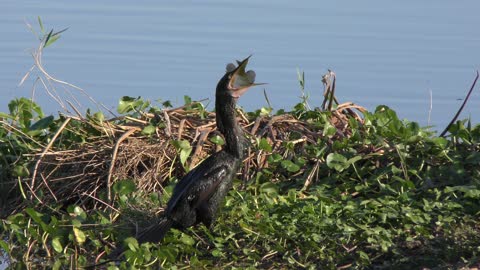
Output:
[228, 56, 265, 98]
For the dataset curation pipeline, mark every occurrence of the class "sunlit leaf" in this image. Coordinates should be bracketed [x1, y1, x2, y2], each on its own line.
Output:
[142, 125, 156, 135]
[0, 240, 10, 253]
[124, 237, 139, 251]
[326, 153, 348, 172]
[73, 227, 86, 244]
[210, 135, 225, 145]
[117, 96, 149, 114]
[180, 233, 195, 246]
[94, 111, 104, 122]
[73, 206, 87, 220]
[52, 237, 63, 253]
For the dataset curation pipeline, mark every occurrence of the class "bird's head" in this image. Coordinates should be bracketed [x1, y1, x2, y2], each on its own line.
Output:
[217, 56, 264, 99]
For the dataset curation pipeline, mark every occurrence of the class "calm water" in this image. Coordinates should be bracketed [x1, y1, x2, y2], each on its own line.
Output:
[1, 1, 479, 131]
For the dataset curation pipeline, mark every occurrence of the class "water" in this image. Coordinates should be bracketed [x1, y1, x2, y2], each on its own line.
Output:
[1, 0, 479, 131]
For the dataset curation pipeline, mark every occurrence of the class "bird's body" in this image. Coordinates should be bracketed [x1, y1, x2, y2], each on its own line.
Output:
[129, 56, 259, 246]
[135, 150, 242, 244]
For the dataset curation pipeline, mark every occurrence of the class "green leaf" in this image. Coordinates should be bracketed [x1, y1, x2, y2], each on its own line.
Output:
[268, 153, 283, 163]
[38, 16, 44, 33]
[0, 240, 10, 254]
[172, 140, 192, 167]
[281, 160, 300, 172]
[52, 237, 63, 253]
[117, 96, 149, 114]
[52, 260, 63, 270]
[258, 138, 272, 152]
[142, 125, 156, 135]
[259, 182, 278, 195]
[44, 34, 60, 48]
[323, 121, 337, 137]
[210, 135, 225, 145]
[180, 148, 192, 166]
[73, 206, 87, 220]
[94, 111, 105, 122]
[113, 179, 137, 195]
[13, 165, 30, 177]
[124, 237, 139, 251]
[43, 29, 54, 48]
[25, 208, 43, 224]
[184, 95, 192, 105]
[73, 227, 86, 244]
[326, 153, 348, 172]
[259, 107, 272, 116]
[29, 115, 54, 130]
[180, 233, 195, 246]
[212, 249, 223, 257]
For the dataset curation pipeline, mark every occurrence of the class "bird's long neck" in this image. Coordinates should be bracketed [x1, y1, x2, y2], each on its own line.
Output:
[215, 95, 245, 158]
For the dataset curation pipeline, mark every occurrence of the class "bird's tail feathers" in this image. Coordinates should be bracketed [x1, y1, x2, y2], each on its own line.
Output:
[107, 217, 173, 261]
[136, 217, 174, 244]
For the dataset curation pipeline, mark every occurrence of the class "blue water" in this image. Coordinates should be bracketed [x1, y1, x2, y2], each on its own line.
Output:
[1, 1, 479, 131]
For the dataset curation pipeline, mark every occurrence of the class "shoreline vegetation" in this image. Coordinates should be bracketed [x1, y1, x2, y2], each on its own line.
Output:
[1, 20, 480, 269]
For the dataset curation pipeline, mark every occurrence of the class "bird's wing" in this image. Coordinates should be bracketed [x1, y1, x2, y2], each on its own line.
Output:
[166, 155, 228, 212]
[166, 161, 211, 211]
[189, 165, 228, 208]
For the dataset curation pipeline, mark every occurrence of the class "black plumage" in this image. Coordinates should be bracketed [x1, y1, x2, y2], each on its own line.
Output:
[124, 56, 260, 248]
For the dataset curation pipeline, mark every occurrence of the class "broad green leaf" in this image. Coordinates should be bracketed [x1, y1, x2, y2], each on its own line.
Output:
[172, 139, 191, 151]
[13, 165, 30, 177]
[142, 125, 156, 135]
[73, 227, 86, 244]
[94, 111, 105, 122]
[124, 237, 139, 251]
[117, 96, 148, 114]
[281, 160, 300, 173]
[212, 249, 223, 257]
[44, 34, 60, 48]
[172, 140, 192, 166]
[73, 206, 87, 220]
[346, 155, 362, 166]
[184, 95, 192, 105]
[258, 138, 272, 152]
[268, 153, 282, 163]
[113, 179, 137, 195]
[180, 148, 192, 166]
[52, 237, 63, 253]
[259, 107, 272, 116]
[29, 115, 54, 130]
[0, 240, 10, 253]
[25, 208, 43, 224]
[180, 233, 195, 246]
[259, 182, 278, 195]
[323, 121, 337, 137]
[326, 153, 348, 172]
[210, 135, 225, 145]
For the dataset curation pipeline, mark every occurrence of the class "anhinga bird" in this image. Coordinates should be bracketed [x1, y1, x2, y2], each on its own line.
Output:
[120, 56, 261, 249]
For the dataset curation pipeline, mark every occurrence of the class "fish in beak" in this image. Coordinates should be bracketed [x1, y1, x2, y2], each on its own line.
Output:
[226, 56, 265, 98]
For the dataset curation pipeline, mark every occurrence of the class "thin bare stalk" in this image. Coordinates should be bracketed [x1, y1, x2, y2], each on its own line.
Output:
[440, 71, 479, 137]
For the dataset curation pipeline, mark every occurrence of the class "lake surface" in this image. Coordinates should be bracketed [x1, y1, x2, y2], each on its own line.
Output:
[1, 1, 479, 131]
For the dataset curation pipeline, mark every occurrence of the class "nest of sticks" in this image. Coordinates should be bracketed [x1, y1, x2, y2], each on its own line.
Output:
[8, 71, 368, 214]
